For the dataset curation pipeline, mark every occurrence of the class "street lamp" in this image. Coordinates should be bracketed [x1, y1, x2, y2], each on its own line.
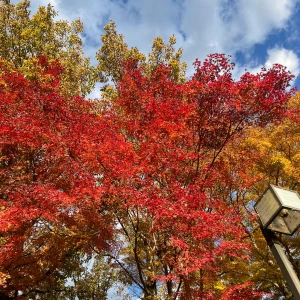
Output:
[254, 184, 300, 299]
[255, 184, 300, 235]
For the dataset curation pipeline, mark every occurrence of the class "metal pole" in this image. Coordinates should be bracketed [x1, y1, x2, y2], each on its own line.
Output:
[262, 228, 300, 299]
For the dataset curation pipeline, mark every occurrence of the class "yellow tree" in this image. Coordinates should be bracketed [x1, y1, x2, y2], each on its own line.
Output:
[0, 0, 96, 96]
[248, 93, 300, 299]
[96, 20, 187, 99]
[213, 92, 300, 299]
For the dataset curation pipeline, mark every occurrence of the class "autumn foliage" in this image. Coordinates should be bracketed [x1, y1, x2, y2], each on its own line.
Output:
[0, 10, 297, 298]
[0, 57, 131, 296]
[102, 56, 294, 298]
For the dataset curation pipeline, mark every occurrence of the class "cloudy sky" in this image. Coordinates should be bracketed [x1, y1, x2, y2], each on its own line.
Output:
[13, 0, 300, 94]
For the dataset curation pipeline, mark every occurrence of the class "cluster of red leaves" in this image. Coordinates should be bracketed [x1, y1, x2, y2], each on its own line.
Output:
[0, 58, 132, 294]
[0, 54, 294, 297]
[221, 282, 268, 300]
[108, 55, 294, 284]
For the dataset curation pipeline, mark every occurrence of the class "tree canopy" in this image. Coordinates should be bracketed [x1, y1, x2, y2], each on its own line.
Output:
[0, 0, 96, 96]
[0, 1, 299, 299]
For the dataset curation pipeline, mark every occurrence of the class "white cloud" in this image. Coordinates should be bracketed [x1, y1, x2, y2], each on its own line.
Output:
[180, 0, 227, 62]
[265, 48, 300, 75]
[233, 47, 300, 86]
[13, 0, 297, 56]
[234, 0, 294, 45]
[179, 0, 297, 65]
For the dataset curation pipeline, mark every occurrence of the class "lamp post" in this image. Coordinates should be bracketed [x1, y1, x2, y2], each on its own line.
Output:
[254, 184, 300, 299]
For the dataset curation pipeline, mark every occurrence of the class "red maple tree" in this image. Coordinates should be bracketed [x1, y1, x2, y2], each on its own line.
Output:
[102, 55, 294, 298]
[0, 57, 132, 296]
[0, 54, 294, 298]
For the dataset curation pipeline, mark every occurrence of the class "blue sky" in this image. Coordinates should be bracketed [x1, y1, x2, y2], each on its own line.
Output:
[14, 0, 300, 96]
